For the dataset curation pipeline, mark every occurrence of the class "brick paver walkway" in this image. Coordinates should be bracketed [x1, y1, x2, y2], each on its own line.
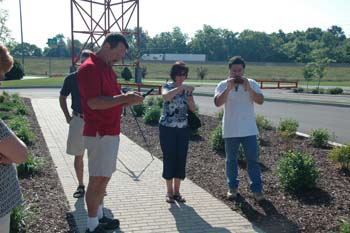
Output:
[31, 98, 263, 233]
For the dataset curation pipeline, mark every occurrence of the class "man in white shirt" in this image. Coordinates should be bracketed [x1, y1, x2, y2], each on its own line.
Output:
[214, 56, 265, 201]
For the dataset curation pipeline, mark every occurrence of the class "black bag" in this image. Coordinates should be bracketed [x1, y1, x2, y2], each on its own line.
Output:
[187, 110, 202, 130]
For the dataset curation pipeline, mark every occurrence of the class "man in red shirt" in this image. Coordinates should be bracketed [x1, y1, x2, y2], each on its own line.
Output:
[78, 33, 144, 233]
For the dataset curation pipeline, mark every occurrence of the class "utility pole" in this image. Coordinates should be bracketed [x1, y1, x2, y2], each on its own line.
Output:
[19, 0, 24, 71]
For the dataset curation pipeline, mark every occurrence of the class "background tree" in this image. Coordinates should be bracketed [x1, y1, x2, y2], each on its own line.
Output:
[196, 66, 208, 81]
[303, 63, 317, 92]
[0, 7, 11, 43]
[121, 66, 132, 82]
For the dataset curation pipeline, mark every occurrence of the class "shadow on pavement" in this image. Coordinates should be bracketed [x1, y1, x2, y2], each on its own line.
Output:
[169, 203, 231, 233]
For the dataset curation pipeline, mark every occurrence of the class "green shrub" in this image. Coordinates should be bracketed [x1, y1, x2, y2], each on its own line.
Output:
[328, 87, 343, 95]
[277, 151, 319, 192]
[143, 106, 161, 125]
[217, 109, 224, 120]
[339, 218, 350, 233]
[309, 128, 333, 148]
[8, 116, 27, 131]
[17, 153, 43, 178]
[5, 59, 25, 80]
[10, 204, 28, 232]
[256, 114, 272, 133]
[132, 104, 146, 117]
[328, 144, 350, 170]
[277, 118, 299, 138]
[8, 116, 35, 145]
[121, 66, 132, 82]
[293, 87, 304, 93]
[0, 102, 15, 111]
[0, 95, 5, 103]
[141, 65, 147, 79]
[210, 124, 225, 152]
[144, 95, 163, 108]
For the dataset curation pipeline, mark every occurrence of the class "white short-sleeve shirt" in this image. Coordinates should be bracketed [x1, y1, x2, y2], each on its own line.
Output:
[214, 78, 263, 138]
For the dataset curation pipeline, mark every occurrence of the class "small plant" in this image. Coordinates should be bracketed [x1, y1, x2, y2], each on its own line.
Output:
[328, 144, 350, 170]
[17, 153, 43, 178]
[196, 66, 208, 80]
[309, 128, 333, 148]
[209, 124, 225, 152]
[121, 66, 132, 82]
[143, 106, 161, 125]
[277, 118, 299, 140]
[293, 87, 304, 93]
[256, 114, 272, 133]
[339, 218, 350, 233]
[131, 104, 146, 117]
[217, 109, 224, 120]
[277, 150, 319, 192]
[10, 204, 28, 232]
[8, 116, 35, 145]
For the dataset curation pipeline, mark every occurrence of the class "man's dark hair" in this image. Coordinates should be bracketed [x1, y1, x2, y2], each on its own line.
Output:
[103, 33, 129, 49]
[228, 56, 246, 69]
[170, 61, 189, 81]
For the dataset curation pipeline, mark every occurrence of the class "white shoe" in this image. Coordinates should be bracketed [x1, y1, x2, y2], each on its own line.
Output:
[253, 192, 266, 201]
[227, 188, 238, 199]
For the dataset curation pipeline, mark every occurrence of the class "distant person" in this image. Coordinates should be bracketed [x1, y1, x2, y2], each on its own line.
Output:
[59, 49, 91, 198]
[78, 33, 144, 233]
[214, 56, 265, 202]
[159, 61, 196, 203]
[0, 44, 28, 233]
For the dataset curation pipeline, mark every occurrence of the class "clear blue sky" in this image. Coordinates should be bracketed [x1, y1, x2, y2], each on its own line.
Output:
[2, 0, 350, 49]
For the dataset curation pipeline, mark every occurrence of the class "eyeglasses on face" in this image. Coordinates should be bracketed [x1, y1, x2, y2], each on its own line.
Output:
[177, 72, 187, 76]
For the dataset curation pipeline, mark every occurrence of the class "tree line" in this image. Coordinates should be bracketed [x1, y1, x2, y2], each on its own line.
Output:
[2, 24, 350, 63]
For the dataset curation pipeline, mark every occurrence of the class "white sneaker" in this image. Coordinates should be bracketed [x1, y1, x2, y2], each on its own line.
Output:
[227, 188, 238, 199]
[253, 192, 266, 201]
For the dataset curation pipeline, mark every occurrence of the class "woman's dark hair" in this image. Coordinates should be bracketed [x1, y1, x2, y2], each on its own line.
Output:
[170, 61, 189, 81]
[228, 56, 245, 69]
[103, 33, 129, 49]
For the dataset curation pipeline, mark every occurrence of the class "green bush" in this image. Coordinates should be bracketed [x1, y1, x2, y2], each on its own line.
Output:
[8, 116, 35, 145]
[210, 124, 225, 152]
[143, 106, 161, 125]
[277, 151, 319, 192]
[328, 87, 343, 95]
[17, 153, 43, 178]
[309, 128, 332, 148]
[217, 109, 224, 120]
[196, 66, 208, 80]
[277, 118, 299, 138]
[293, 87, 304, 93]
[339, 218, 350, 233]
[5, 59, 25, 80]
[328, 144, 350, 170]
[121, 66, 132, 82]
[144, 95, 163, 108]
[256, 114, 272, 133]
[132, 104, 146, 117]
[10, 204, 28, 232]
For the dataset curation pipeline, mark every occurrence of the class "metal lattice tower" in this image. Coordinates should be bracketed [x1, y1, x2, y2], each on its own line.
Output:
[70, 0, 140, 68]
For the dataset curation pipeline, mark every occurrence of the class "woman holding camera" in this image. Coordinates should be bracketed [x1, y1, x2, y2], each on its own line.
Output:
[0, 44, 28, 233]
[159, 61, 196, 203]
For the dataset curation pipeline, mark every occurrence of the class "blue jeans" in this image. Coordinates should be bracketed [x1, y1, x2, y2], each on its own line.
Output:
[224, 135, 262, 192]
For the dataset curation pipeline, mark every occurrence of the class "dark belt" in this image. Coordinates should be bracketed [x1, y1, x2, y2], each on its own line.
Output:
[73, 111, 83, 118]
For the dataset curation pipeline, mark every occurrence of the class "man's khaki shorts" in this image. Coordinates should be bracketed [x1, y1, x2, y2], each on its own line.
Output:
[66, 115, 84, 156]
[83, 135, 120, 177]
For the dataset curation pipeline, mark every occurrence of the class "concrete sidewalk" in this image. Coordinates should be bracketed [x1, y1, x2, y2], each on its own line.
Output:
[31, 98, 264, 233]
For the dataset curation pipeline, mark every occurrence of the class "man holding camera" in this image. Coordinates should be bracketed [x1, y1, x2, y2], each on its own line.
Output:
[78, 33, 144, 233]
[214, 56, 265, 202]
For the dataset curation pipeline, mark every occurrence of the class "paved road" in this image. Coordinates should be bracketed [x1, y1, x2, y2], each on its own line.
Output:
[2, 87, 350, 144]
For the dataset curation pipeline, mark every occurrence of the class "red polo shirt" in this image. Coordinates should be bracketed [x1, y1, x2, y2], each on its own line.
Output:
[77, 53, 122, 136]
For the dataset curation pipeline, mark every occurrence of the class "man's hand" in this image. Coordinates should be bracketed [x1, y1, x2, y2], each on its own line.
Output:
[65, 115, 72, 124]
[227, 78, 235, 91]
[0, 153, 13, 165]
[242, 78, 251, 91]
[124, 91, 144, 106]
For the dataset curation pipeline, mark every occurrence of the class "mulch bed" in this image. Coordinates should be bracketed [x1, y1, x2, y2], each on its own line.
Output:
[120, 108, 350, 233]
[10, 99, 349, 232]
